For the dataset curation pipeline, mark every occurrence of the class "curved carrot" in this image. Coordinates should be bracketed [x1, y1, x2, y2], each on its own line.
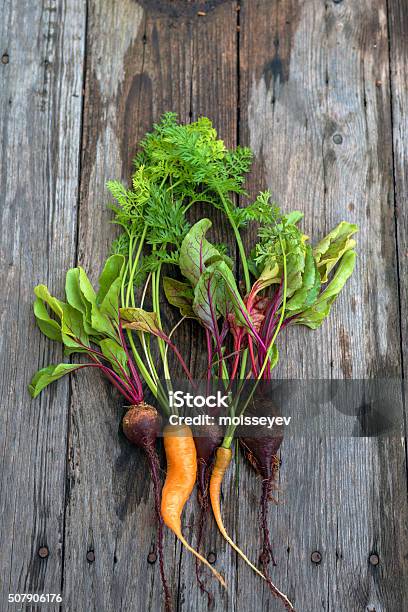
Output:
[161, 424, 226, 588]
[210, 446, 295, 611]
[209, 447, 265, 577]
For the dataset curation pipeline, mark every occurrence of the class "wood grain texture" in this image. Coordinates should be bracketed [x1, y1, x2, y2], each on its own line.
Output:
[0, 0, 86, 608]
[239, 1, 408, 610]
[389, 0, 408, 381]
[63, 2, 239, 611]
[1, 1, 408, 611]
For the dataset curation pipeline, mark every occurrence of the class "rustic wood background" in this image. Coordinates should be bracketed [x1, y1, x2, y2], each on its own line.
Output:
[1, 1, 407, 610]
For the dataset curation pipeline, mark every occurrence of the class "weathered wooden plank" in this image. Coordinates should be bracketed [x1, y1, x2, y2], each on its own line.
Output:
[0, 0, 86, 608]
[3, 2, 405, 611]
[387, 0, 408, 602]
[388, 2, 408, 380]
[239, 1, 408, 610]
[63, 2, 239, 611]
[62, 4, 154, 610]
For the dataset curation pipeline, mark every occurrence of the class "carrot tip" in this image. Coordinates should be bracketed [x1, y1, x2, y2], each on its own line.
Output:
[178, 531, 227, 589]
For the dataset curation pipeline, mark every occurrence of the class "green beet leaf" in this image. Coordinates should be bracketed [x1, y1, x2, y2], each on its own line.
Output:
[193, 265, 228, 335]
[78, 267, 97, 305]
[285, 245, 319, 312]
[163, 277, 197, 318]
[65, 268, 87, 315]
[180, 219, 232, 286]
[99, 338, 129, 376]
[75, 267, 119, 339]
[294, 250, 356, 329]
[254, 212, 308, 296]
[193, 260, 254, 334]
[34, 285, 64, 319]
[120, 307, 161, 335]
[33, 297, 62, 342]
[269, 344, 279, 371]
[285, 210, 304, 225]
[314, 221, 358, 282]
[96, 254, 125, 305]
[65, 268, 96, 336]
[60, 302, 90, 349]
[29, 363, 83, 398]
[34, 284, 90, 350]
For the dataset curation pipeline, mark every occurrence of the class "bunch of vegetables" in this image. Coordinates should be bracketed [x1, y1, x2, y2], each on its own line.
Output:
[30, 114, 357, 611]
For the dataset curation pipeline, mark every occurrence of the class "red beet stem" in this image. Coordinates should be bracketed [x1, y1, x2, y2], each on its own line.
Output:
[122, 404, 172, 612]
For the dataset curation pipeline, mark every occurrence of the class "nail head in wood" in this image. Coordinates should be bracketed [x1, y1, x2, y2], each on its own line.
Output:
[2, 53, 9, 64]
[147, 551, 157, 564]
[86, 550, 95, 563]
[38, 546, 49, 559]
[311, 550, 322, 564]
[207, 551, 217, 564]
[333, 133, 343, 145]
[369, 553, 379, 566]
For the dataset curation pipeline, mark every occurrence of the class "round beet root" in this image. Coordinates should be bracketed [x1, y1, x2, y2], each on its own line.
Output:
[122, 404, 172, 611]
[122, 403, 161, 447]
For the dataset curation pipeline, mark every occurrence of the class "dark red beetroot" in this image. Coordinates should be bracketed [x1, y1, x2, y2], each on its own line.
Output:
[122, 404, 171, 612]
[193, 423, 223, 603]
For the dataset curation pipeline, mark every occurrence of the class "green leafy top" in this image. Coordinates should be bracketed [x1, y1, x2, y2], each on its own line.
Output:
[248, 209, 358, 329]
[136, 113, 252, 203]
[29, 256, 144, 404]
[251, 209, 308, 296]
[109, 115, 276, 249]
[108, 169, 190, 286]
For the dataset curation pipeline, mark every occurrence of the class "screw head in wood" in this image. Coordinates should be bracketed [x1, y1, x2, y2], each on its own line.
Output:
[207, 551, 217, 565]
[333, 133, 343, 145]
[311, 550, 322, 564]
[86, 550, 95, 563]
[38, 546, 49, 559]
[147, 551, 157, 564]
[369, 553, 379, 566]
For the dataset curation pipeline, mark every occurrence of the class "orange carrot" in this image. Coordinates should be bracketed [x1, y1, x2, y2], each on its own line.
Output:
[210, 446, 295, 611]
[209, 447, 265, 576]
[161, 423, 226, 588]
